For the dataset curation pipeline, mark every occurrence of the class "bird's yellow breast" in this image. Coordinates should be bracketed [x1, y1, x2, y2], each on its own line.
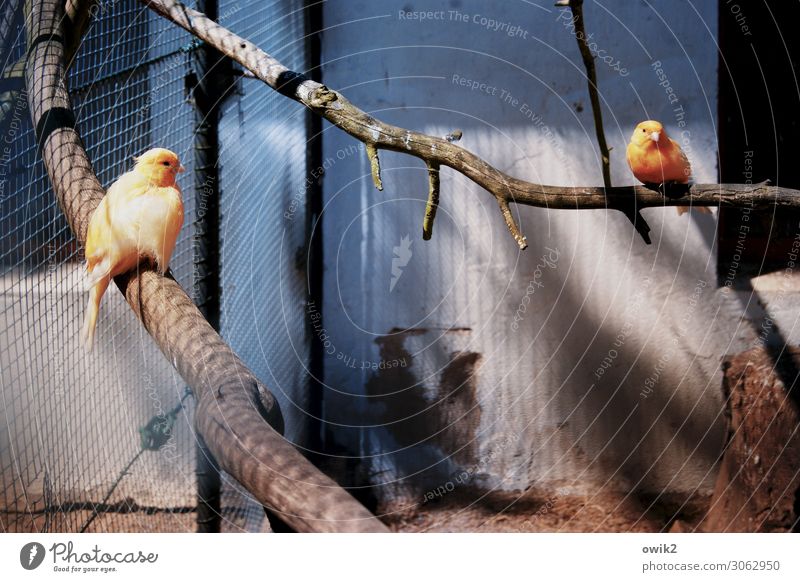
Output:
[85, 169, 184, 276]
[626, 140, 690, 184]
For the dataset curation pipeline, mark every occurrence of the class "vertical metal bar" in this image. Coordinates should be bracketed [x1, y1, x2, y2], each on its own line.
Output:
[259, 0, 326, 535]
[195, 434, 221, 532]
[192, 0, 228, 534]
[304, 0, 325, 455]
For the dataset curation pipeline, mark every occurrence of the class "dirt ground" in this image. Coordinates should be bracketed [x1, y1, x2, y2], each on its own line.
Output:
[1, 499, 268, 533]
[3, 488, 710, 533]
[381, 488, 711, 533]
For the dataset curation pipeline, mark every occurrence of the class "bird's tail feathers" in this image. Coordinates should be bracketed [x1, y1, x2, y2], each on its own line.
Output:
[81, 278, 109, 352]
[84, 257, 111, 292]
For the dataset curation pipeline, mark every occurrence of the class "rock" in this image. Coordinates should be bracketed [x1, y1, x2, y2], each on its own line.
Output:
[702, 347, 800, 532]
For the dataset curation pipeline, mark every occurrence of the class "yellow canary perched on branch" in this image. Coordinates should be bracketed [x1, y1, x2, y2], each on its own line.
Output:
[626, 120, 710, 216]
[80, 148, 185, 350]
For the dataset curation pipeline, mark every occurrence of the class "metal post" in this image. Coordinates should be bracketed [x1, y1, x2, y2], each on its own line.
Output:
[191, 0, 233, 533]
[305, 0, 325, 457]
[258, 0, 327, 534]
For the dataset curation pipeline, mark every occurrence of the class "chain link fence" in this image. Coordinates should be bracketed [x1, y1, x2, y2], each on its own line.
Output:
[1, 0, 311, 532]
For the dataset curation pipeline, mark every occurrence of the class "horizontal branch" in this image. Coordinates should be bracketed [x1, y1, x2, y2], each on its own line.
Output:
[142, 0, 800, 250]
[27, 0, 386, 533]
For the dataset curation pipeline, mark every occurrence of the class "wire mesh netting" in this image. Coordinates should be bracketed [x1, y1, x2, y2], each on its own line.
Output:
[215, 0, 312, 529]
[217, 0, 311, 446]
[1, 0, 310, 532]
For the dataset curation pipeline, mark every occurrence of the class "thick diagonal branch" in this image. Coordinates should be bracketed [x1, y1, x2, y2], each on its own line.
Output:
[141, 0, 800, 250]
[64, 0, 98, 62]
[26, 0, 387, 533]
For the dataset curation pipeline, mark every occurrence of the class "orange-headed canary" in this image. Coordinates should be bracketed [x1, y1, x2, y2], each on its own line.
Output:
[626, 120, 710, 215]
[80, 148, 185, 350]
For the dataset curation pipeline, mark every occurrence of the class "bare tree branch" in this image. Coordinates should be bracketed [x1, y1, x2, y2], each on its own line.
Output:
[26, 0, 387, 533]
[365, 142, 383, 191]
[64, 0, 98, 62]
[565, 0, 611, 188]
[140, 0, 799, 251]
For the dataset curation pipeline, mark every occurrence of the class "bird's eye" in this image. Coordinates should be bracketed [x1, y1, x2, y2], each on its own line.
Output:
[162, 161, 170, 166]
[642, 129, 646, 132]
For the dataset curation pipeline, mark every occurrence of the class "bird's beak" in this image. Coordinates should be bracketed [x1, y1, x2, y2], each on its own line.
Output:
[177, 165, 186, 173]
[649, 131, 661, 143]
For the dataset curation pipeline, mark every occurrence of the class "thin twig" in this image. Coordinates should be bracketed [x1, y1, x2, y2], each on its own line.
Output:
[562, 0, 651, 244]
[567, 0, 611, 188]
[365, 142, 383, 191]
[423, 162, 440, 240]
